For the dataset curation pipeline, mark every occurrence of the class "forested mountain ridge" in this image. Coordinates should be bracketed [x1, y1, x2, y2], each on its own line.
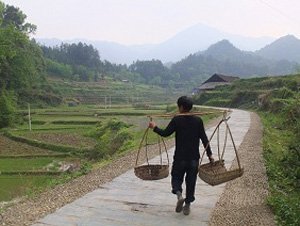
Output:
[170, 39, 297, 81]
[200, 40, 255, 61]
[256, 35, 300, 62]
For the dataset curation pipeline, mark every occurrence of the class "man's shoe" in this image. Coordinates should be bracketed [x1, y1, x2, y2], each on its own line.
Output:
[183, 203, 190, 215]
[175, 196, 184, 212]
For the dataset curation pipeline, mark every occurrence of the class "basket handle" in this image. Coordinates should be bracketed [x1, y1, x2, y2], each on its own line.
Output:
[199, 115, 242, 170]
[135, 128, 149, 167]
[200, 118, 223, 165]
[160, 135, 170, 166]
[135, 127, 170, 167]
[224, 119, 242, 170]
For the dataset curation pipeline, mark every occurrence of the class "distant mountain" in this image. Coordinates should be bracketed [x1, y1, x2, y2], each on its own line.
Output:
[255, 35, 300, 62]
[87, 41, 154, 65]
[35, 38, 62, 47]
[170, 39, 296, 80]
[36, 23, 275, 64]
[142, 24, 274, 63]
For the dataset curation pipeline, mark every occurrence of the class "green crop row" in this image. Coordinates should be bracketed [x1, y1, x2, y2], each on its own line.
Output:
[3, 131, 90, 156]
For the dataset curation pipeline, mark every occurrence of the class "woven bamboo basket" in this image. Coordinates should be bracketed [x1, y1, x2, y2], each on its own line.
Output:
[134, 164, 169, 180]
[199, 160, 244, 186]
[134, 128, 169, 180]
[198, 113, 244, 186]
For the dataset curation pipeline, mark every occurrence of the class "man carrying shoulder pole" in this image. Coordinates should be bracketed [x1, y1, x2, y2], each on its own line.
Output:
[149, 96, 214, 215]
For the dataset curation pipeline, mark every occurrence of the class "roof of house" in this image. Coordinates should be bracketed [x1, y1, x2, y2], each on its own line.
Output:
[202, 73, 239, 84]
[199, 82, 230, 90]
[196, 73, 240, 92]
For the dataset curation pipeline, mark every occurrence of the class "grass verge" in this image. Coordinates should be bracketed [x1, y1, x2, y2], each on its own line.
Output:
[260, 112, 300, 225]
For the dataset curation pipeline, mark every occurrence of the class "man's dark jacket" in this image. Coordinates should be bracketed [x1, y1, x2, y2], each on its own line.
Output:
[153, 115, 212, 161]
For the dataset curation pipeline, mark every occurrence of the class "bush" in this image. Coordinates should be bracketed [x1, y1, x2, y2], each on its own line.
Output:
[166, 104, 177, 113]
[87, 120, 133, 160]
[204, 98, 230, 107]
[230, 90, 259, 108]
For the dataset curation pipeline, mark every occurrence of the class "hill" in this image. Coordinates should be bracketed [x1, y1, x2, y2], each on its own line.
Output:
[201, 39, 256, 61]
[256, 35, 300, 62]
[170, 40, 297, 80]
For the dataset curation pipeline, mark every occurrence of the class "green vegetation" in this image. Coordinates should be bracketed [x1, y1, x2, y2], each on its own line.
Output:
[41, 43, 102, 82]
[86, 120, 134, 159]
[0, 175, 56, 202]
[194, 74, 300, 108]
[0, 1, 62, 127]
[0, 157, 65, 172]
[195, 74, 300, 225]
[261, 113, 299, 225]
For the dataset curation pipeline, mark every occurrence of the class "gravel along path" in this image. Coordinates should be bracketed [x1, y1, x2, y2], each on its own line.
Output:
[209, 112, 275, 226]
[0, 113, 274, 225]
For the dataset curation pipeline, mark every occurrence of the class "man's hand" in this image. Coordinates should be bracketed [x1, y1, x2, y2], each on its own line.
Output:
[209, 156, 215, 164]
[149, 122, 156, 129]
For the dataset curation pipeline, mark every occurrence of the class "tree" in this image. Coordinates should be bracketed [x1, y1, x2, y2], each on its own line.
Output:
[0, 2, 4, 25]
[168, 80, 175, 90]
[0, 25, 46, 92]
[129, 59, 169, 84]
[151, 76, 161, 86]
[45, 59, 73, 79]
[0, 89, 16, 128]
[41, 42, 105, 81]
[0, 2, 36, 34]
[0, 2, 59, 110]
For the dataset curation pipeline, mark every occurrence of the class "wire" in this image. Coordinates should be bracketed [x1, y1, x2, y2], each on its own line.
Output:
[258, 0, 300, 26]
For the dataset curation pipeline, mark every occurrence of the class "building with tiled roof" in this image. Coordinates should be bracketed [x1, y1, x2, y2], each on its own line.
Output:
[197, 73, 239, 92]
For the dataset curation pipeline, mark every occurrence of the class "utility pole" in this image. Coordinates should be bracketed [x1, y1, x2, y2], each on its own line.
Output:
[28, 103, 32, 131]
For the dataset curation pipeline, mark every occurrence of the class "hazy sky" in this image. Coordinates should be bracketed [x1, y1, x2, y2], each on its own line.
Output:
[3, 0, 300, 45]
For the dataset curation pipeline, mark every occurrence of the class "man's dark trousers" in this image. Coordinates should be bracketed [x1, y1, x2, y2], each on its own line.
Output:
[171, 159, 199, 203]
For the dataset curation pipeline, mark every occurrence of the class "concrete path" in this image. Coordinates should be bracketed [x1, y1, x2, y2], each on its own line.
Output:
[33, 109, 251, 226]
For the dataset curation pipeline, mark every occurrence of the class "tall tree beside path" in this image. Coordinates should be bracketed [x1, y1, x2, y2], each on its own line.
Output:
[0, 1, 57, 128]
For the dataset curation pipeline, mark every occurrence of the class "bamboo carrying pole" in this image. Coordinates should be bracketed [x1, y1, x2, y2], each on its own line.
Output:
[147, 109, 231, 118]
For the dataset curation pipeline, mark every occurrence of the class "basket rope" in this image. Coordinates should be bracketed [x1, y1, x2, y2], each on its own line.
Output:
[135, 128, 169, 168]
[199, 111, 243, 185]
[134, 126, 170, 180]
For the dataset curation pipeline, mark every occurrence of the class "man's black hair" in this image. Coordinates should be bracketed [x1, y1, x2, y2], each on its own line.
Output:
[177, 96, 193, 112]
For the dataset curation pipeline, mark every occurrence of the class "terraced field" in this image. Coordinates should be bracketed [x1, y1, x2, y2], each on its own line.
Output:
[0, 105, 171, 203]
[0, 134, 71, 201]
